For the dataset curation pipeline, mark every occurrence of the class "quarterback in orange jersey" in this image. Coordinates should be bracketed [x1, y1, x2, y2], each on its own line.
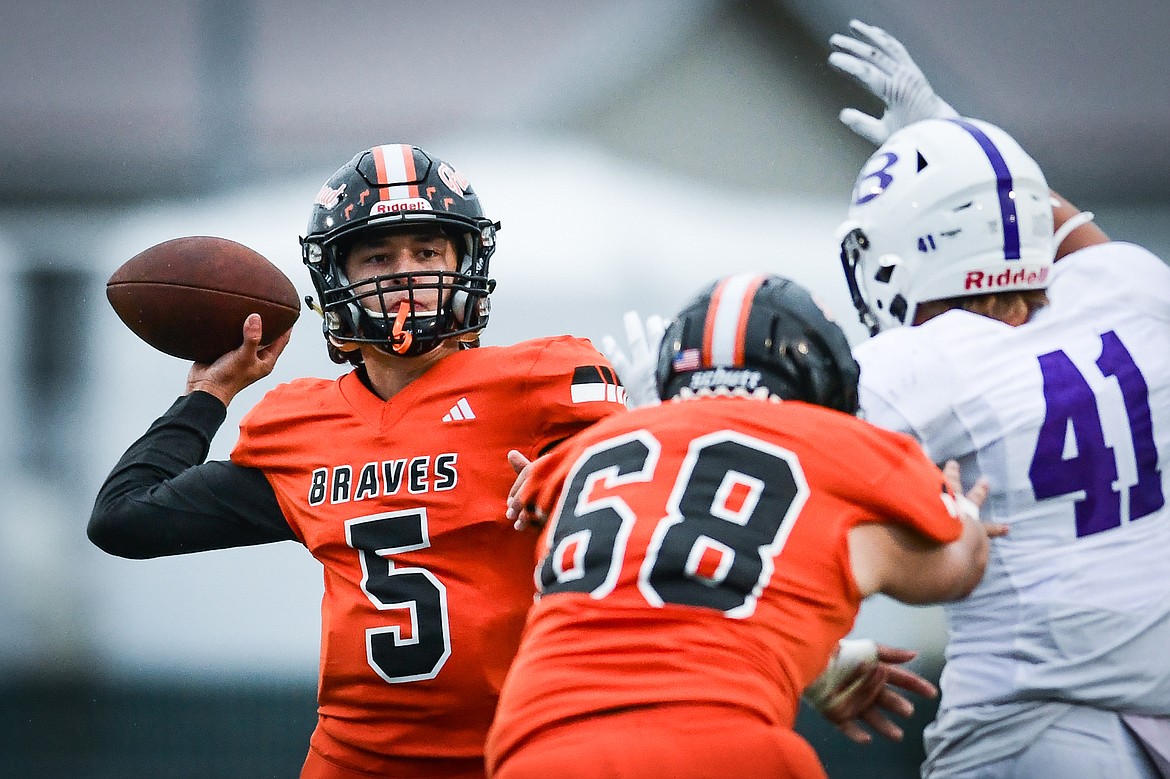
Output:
[487, 274, 993, 779]
[89, 144, 627, 779]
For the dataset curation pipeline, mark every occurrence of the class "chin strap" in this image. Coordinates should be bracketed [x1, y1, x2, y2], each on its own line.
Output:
[1053, 210, 1095, 253]
[390, 301, 414, 355]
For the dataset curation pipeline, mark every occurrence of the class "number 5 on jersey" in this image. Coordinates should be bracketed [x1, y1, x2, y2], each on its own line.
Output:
[346, 510, 452, 683]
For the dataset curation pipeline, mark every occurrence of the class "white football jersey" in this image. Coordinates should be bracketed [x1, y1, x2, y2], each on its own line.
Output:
[856, 241, 1170, 713]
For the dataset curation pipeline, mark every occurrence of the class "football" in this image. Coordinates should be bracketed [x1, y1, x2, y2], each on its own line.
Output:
[106, 236, 302, 363]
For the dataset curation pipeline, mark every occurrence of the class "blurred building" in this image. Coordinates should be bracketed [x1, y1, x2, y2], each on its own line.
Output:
[1, 2, 1167, 776]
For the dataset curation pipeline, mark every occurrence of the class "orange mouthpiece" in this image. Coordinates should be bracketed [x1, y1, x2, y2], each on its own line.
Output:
[390, 301, 413, 354]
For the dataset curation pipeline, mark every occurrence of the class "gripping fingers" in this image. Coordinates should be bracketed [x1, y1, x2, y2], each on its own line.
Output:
[831, 20, 904, 77]
[884, 663, 938, 701]
[966, 477, 990, 509]
[600, 335, 631, 372]
[861, 703, 905, 743]
[942, 460, 962, 493]
[828, 32, 874, 60]
[829, 34, 890, 76]
[828, 50, 887, 90]
[606, 310, 666, 409]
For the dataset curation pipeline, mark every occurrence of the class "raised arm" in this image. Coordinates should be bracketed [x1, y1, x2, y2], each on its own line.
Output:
[828, 19, 959, 145]
[829, 19, 1110, 263]
[88, 392, 296, 558]
[89, 315, 296, 558]
[1052, 191, 1109, 257]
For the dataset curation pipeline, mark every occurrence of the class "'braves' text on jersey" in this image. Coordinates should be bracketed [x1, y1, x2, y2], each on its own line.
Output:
[228, 336, 625, 771]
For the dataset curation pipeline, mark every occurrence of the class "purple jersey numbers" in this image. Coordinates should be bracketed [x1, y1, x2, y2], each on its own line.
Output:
[1029, 330, 1164, 537]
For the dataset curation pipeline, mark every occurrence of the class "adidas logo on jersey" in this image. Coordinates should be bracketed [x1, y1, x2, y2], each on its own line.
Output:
[442, 397, 476, 422]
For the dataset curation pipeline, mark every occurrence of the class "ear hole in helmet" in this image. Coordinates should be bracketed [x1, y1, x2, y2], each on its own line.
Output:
[874, 265, 895, 284]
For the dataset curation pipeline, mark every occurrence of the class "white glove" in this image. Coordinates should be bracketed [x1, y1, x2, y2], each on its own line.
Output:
[600, 311, 666, 409]
[804, 638, 880, 713]
[828, 19, 960, 145]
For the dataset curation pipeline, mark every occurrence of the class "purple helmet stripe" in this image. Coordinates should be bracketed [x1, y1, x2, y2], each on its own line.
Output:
[950, 119, 1021, 260]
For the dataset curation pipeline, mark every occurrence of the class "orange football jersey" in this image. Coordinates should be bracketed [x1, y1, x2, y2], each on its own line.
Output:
[487, 396, 961, 769]
[230, 337, 625, 772]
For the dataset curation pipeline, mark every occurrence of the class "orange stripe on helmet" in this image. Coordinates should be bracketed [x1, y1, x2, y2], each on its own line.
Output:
[370, 144, 421, 202]
[372, 145, 391, 202]
[701, 279, 726, 367]
[399, 144, 420, 198]
[703, 274, 767, 368]
[733, 275, 766, 364]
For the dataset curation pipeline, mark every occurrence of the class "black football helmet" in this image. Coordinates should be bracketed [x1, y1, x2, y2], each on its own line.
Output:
[655, 273, 860, 413]
[301, 144, 500, 360]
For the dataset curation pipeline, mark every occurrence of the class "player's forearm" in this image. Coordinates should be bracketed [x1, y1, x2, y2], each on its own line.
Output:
[932, 512, 990, 602]
[88, 393, 292, 558]
[89, 394, 222, 556]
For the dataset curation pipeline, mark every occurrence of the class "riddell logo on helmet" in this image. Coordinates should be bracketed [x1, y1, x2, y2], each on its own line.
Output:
[372, 198, 433, 215]
[964, 266, 1049, 290]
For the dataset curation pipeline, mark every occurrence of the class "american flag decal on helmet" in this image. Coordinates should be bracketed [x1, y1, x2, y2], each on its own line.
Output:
[673, 348, 701, 371]
[570, 365, 626, 404]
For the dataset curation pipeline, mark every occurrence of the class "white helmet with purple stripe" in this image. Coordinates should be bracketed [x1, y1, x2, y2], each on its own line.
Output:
[837, 117, 1056, 335]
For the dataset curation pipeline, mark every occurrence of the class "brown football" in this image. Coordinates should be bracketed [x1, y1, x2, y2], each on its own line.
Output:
[106, 236, 302, 363]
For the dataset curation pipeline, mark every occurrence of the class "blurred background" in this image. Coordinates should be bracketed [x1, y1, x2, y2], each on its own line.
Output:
[2, 1, 1168, 776]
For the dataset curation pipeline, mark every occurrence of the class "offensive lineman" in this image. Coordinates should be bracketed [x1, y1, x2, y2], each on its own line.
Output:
[486, 274, 992, 779]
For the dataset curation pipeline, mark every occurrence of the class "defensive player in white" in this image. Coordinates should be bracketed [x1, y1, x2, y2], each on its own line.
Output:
[829, 19, 1170, 779]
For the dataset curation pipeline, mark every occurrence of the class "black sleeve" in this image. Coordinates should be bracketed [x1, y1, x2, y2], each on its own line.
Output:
[88, 391, 297, 559]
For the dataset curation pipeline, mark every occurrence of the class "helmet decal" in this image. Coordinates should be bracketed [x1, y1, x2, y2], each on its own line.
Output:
[853, 151, 899, 206]
[951, 119, 1021, 260]
[703, 273, 767, 368]
[438, 162, 470, 198]
[370, 197, 433, 217]
[315, 182, 346, 210]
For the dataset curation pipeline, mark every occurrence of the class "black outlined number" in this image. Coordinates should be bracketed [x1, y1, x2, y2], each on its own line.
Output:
[346, 509, 451, 683]
[540, 430, 808, 619]
[642, 432, 807, 617]
[538, 431, 659, 598]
